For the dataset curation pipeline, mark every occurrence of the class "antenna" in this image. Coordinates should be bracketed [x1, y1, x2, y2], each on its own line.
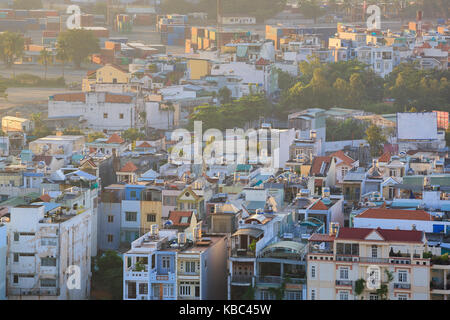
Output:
[217, 0, 222, 58]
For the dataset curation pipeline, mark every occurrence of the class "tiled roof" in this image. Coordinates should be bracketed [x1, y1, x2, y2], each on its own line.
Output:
[331, 150, 355, 166]
[106, 133, 124, 144]
[52, 93, 86, 102]
[168, 210, 193, 226]
[310, 156, 331, 175]
[310, 200, 329, 211]
[255, 57, 270, 65]
[119, 161, 138, 173]
[39, 194, 51, 202]
[105, 93, 133, 103]
[33, 155, 52, 166]
[336, 227, 424, 243]
[378, 151, 391, 163]
[137, 141, 152, 148]
[356, 208, 434, 221]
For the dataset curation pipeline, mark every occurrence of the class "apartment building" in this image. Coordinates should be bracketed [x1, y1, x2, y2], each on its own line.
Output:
[355, 46, 395, 78]
[307, 227, 431, 300]
[98, 184, 125, 251]
[48, 92, 138, 133]
[6, 203, 92, 300]
[123, 227, 228, 300]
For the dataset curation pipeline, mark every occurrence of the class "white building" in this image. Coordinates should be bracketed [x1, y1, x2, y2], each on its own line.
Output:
[0, 223, 6, 300]
[48, 92, 138, 132]
[6, 203, 92, 300]
[355, 46, 395, 78]
[28, 135, 85, 164]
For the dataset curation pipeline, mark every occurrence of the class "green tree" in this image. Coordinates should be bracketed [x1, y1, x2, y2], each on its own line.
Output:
[218, 86, 232, 104]
[354, 278, 366, 300]
[30, 112, 52, 139]
[87, 131, 106, 142]
[56, 38, 70, 80]
[366, 124, 387, 157]
[299, 0, 326, 23]
[57, 29, 100, 69]
[122, 128, 145, 142]
[445, 128, 450, 147]
[92, 250, 123, 300]
[38, 49, 52, 80]
[0, 32, 24, 76]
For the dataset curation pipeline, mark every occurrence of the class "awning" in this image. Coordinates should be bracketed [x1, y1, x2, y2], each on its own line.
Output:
[232, 228, 263, 238]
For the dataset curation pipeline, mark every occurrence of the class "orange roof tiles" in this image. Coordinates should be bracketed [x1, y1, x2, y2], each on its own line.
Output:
[378, 151, 391, 163]
[168, 211, 193, 226]
[119, 161, 138, 173]
[106, 133, 124, 144]
[310, 200, 329, 211]
[331, 150, 355, 166]
[310, 156, 331, 175]
[357, 208, 434, 221]
[309, 233, 335, 242]
[105, 93, 133, 103]
[137, 141, 152, 148]
[52, 93, 86, 102]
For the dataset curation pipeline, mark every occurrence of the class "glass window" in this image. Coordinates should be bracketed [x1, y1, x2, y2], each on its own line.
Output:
[125, 212, 137, 221]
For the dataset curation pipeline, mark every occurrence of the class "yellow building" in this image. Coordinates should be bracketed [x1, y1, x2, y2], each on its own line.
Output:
[83, 64, 130, 91]
[140, 187, 163, 233]
[187, 59, 211, 80]
[176, 187, 205, 221]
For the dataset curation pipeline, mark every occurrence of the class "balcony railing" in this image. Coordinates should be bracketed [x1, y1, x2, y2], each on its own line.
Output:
[7, 287, 60, 296]
[335, 280, 353, 286]
[336, 255, 359, 262]
[231, 275, 253, 284]
[389, 258, 411, 265]
[430, 282, 450, 291]
[309, 248, 334, 254]
[231, 248, 256, 258]
[256, 275, 306, 285]
[394, 283, 411, 289]
[360, 257, 390, 264]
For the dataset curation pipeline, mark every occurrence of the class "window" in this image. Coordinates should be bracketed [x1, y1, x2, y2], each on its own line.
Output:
[311, 266, 316, 278]
[162, 256, 171, 269]
[125, 212, 137, 221]
[130, 191, 137, 198]
[398, 294, 408, 300]
[41, 238, 57, 246]
[40, 279, 56, 287]
[146, 214, 156, 222]
[341, 167, 348, 179]
[107, 234, 114, 243]
[285, 291, 302, 300]
[13, 253, 19, 262]
[185, 261, 196, 273]
[261, 290, 274, 300]
[108, 215, 114, 223]
[369, 294, 379, 300]
[179, 283, 191, 296]
[339, 291, 349, 300]
[195, 286, 200, 298]
[119, 113, 124, 119]
[311, 289, 316, 300]
[41, 257, 56, 267]
[14, 232, 19, 241]
[103, 113, 108, 119]
[398, 270, 408, 283]
[371, 245, 378, 258]
[163, 284, 174, 297]
[139, 283, 148, 295]
[339, 267, 349, 280]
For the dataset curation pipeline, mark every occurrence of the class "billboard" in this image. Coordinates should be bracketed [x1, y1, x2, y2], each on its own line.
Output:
[397, 112, 438, 140]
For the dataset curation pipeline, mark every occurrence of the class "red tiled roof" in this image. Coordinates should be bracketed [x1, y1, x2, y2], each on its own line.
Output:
[356, 208, 434, 221]
[310, 200, 328, 211]
[119, 161, 138, 173]
[331, 150, 355, 166]
[314, 179, 323, 187]
[310, 156, 331, 175]
[255, 57, 270, 65]
[105, 93, 133, 103]
[378, 151, 391, 163]
[52, 93, 86, 102]
[137, 141, 152, 148]
[168, 211, 193, 226]
[39, 194, 51, 202]
[309, 233, 335, 242]
[336, 227, 424, 243]
[33, 155, 53, 166]
[106, 133, 124, 144]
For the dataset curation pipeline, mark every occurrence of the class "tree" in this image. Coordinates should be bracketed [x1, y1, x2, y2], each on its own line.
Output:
[30, 112, 52, 139]
[0, 32, 24, 76]
[87, 131, 106, 142]
[38, 49, 52, 80]
[299, 0, 326, 23]
[122, 128, 145, 142]
[63, 127, 83, 135]
[57, 29, 100, 69]
[56, 38, 70, 80]
[366, 124, 387, 157]
[218, 86, 232, 104]
[445, 128, 450, 148]
[354, 278, 366, 300]
[92, 250, 123, 300]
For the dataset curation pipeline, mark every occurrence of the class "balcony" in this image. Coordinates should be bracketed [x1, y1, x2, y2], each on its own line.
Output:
[359, 257, 390, 264]
[231, 248, 256, 258]
[336, 255, 359, 262]
[335, 280, 353, 286]
[389, 258, 411, 265]
[7, 287, 60, 296]
[125, 265, 149, 280]
[256, 276, 306, 286]
[231, 275, 253, 285]
[394, 283, 411, 290]
[430, 282, 450, 291]
[150, 271, 176, 282]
